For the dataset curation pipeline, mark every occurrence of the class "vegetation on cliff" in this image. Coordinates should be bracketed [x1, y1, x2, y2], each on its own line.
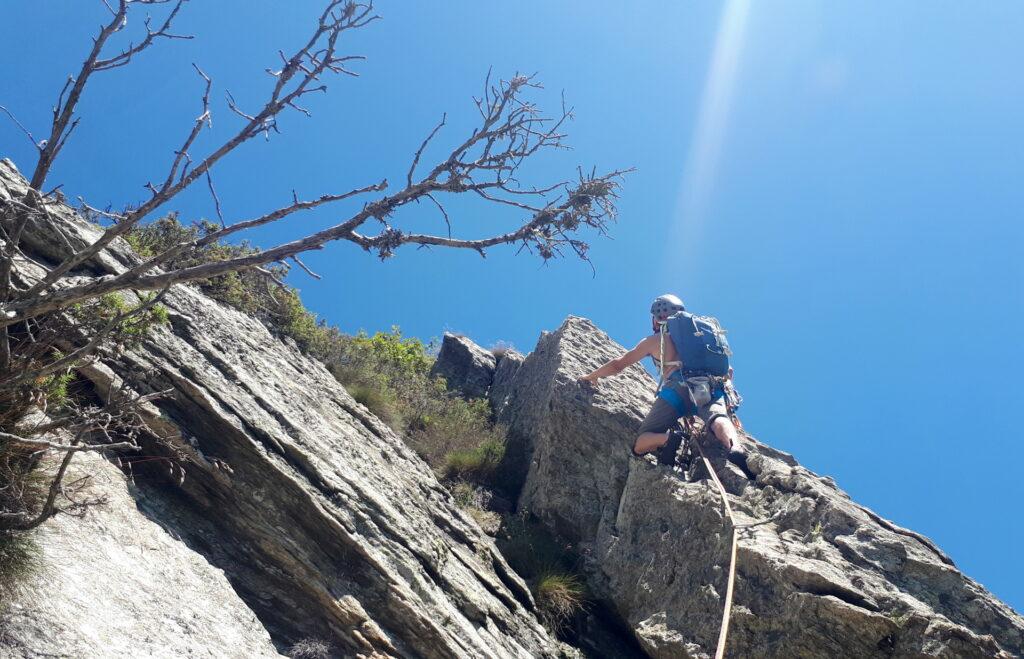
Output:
[127, 215, 508, 489]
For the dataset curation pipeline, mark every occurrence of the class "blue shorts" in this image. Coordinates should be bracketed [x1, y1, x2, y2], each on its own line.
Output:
[638, 376, 729, 435]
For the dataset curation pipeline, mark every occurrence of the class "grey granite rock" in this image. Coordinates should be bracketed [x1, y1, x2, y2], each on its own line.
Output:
[431, 333, 496, 399]
[496, 316, 1024, 658]
[0, 159, 566, 659]
[0, 454, 281, 659]
[489, 349, 525, 418]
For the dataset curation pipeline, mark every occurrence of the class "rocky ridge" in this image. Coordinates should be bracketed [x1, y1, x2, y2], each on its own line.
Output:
[437, 317, 1024, 658]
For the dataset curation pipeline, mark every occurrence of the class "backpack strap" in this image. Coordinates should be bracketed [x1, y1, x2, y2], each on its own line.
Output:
[658, 320, 667, 385]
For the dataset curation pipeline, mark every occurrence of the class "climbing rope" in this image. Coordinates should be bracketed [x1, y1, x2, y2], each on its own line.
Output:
[658, 319, 667, 386]
[692, 434, 739, 659]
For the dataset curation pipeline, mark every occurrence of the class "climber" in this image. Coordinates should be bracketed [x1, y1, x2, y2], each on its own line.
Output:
[579, 294, 747, 469]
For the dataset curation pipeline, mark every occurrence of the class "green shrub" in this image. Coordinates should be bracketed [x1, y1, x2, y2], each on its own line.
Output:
[68, 291, 170, 350]
[496, 514, 588, 632]
[40, 371, 74, 407]
[125, 215, 310, 343]
[442, 437, 506, 482]
[536, 571, 585, 631]
[347, 382, 404, 429]
[450, 481, 479, 509]
[0, 441, 47, 602]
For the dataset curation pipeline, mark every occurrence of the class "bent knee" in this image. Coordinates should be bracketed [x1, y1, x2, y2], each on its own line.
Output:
[711, 415, 735, 435]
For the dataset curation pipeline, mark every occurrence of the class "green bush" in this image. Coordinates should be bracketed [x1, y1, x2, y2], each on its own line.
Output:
[327, 327, 508, 486]
[443, 437, 506, 482]
[0, 440, 47, 602]
[125, 215, 316, 346]
[68, 291, 170, 350]
[450, 481, 479, 509]
[347, 381, 404, 430]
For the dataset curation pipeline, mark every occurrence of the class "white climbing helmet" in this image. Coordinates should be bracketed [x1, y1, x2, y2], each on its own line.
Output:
[650, 294, 685, 321]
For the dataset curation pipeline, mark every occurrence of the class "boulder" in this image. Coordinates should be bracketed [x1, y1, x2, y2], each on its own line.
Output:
[431, 333, 497, 399]
[495, 316, 1024, 658]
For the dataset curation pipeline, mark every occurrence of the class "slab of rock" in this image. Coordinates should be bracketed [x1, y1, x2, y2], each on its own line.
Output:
[0, 454, 280, 659]
[430, 333, 496, 399]
[490, 349, 525, 418]
[495, 316, 1024, 658]
[0, 160, 566, 659]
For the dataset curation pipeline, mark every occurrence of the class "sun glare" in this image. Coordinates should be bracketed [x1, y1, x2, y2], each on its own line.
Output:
[669, 0, 751, 274]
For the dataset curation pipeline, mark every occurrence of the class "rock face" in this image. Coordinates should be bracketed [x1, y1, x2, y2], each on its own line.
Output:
[489, 349, 525, 418]
[4, 153, 1023, 658]
[0, 160, 563, 658]
[0, 454, 280, 658]
[431, 333, 497, 399]
[493, 317, 1024, 658]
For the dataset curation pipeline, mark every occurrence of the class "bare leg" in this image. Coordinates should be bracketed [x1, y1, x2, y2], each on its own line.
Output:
[710, 416, 739, 452]
[634, 431, 669, 455]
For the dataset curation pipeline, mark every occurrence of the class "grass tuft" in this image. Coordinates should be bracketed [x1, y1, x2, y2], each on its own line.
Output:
[536, 571, 586, 631]
[442, 438, 505, 483]
[0, 531, 38, 607]
[287, 638, 332, 659]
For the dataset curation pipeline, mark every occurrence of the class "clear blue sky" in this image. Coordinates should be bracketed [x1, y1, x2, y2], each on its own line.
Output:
[2, 2, 1022, 611]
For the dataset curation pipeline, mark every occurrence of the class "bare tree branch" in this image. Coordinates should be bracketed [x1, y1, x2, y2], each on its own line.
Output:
[30, 0, 190, 191]
[1, 431, 139, 454]
[205, 170, 224, 227]
[1, 4, 632, 539]
[18, 2, 379, 301]
[0, 286, 171, 390]
[92, 0, 192, 72]
[291, 255, 322, 280]
[407, 114, 446, 187]
[3, 70, 627, 326]
[0, 105, 40, 151]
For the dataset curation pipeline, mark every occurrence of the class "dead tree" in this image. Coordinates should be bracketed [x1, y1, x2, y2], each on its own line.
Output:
[0, 0, 627, 529]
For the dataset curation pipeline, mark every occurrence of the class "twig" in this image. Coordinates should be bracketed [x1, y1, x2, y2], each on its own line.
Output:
[291, 255, 321, 280]
[407, 113, 446, 186]
[205, 169, 224, 227]
[0, 104, 40, 150]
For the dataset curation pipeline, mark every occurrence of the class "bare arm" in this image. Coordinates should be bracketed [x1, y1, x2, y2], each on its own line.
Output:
[580, 336, 654, 382]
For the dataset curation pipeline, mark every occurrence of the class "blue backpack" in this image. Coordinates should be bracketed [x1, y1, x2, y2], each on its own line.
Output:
[665, 311, 731, 377]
